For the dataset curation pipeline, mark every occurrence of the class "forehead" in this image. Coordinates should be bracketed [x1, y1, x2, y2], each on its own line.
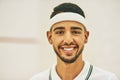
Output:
[50, 21, 85, 31]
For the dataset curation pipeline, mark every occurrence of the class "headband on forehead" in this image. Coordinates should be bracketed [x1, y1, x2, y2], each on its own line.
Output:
[49, 12, 87, 28]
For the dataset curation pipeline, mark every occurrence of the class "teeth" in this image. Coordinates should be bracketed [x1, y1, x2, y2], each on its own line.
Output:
[63, 48, 74, 51]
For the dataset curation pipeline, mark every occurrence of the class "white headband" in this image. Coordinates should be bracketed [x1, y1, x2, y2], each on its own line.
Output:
[49, 12, 87, 28]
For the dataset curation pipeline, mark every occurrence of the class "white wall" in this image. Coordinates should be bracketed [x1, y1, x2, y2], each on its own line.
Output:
[0, 0, 120, 80]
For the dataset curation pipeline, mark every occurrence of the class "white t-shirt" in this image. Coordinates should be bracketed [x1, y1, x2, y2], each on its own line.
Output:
[31, 62, 119, 80]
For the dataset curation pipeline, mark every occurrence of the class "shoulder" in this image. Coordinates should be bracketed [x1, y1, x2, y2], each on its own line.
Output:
[30, 69, 50, 80]
[90, 66, 118, 80]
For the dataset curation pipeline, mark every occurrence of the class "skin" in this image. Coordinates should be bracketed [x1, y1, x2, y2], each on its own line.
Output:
[47, 21, 89, 80]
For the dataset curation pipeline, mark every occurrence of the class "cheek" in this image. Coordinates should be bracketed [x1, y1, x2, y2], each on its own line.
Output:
[51, 36, 63, 46]
[75, 36, 85, 44]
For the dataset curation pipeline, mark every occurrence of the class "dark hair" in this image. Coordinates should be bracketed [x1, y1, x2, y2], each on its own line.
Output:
[50, 3, 85, 19]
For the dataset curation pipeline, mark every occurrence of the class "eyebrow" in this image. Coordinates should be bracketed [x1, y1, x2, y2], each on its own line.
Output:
[52, 26, 83, 31]
[71, 27, 83, 30]
[53, 27, 65, 31]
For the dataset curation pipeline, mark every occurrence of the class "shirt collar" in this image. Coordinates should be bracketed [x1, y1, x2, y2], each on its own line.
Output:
[74, 61, 90, 80]
[51, 64, 61, 80]
[51, 61, 90, 80]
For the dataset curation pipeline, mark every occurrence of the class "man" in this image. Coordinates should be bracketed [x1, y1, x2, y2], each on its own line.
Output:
[31, 3, 119, 80]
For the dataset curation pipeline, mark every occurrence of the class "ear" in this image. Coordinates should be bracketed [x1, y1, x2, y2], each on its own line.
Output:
[47, 31, 53, 44]
[84, 31, 89, 43]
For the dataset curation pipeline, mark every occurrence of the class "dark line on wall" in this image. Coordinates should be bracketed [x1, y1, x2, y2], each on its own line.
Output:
[0, 37, 39, 44]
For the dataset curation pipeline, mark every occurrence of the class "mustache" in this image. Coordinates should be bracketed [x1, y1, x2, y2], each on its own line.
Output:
[58, 42, 78, 48]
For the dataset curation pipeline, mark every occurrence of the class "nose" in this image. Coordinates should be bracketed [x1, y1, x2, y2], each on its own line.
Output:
[63, 32, 74, 44]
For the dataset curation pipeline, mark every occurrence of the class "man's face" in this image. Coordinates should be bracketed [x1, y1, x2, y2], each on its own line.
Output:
[47, 21, 89, 63]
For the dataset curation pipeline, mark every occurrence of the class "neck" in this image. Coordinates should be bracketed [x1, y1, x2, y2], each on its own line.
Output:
[56, 54, 84, 80]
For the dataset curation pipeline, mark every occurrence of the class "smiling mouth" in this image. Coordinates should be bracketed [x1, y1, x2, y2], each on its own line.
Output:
[59, 45, 78, 56]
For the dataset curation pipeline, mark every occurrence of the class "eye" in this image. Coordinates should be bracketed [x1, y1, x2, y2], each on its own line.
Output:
[55, 31, 64, 35]
[72, 31, 81, 34]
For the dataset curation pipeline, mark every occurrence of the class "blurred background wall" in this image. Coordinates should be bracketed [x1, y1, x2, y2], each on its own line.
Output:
[0, 0, 120, 80]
